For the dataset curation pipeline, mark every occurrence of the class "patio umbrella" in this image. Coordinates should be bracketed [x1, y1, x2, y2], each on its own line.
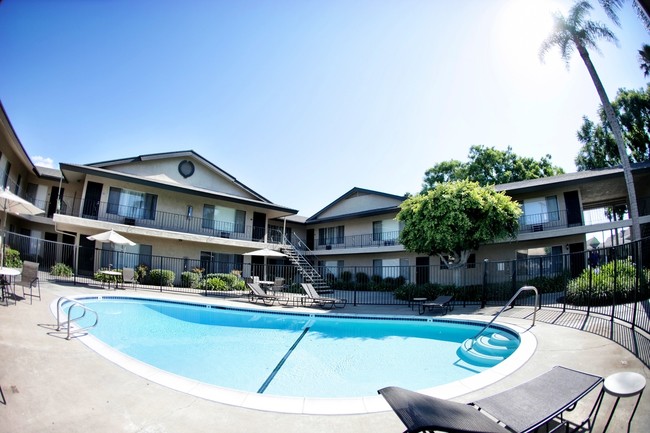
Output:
[0, 187, 44, 266]
[243, 248, 286, 281]
[87, 229, 136, 246]
[87, 229, 136, 269]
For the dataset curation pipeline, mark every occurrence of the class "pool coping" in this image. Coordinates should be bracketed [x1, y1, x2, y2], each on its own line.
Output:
[50, 293, 537, 415]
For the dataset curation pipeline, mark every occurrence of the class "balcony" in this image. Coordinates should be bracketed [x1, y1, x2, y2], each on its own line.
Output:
[53, 196, 266, 241]
[519, 207, 631, 234]
[314, 230, 402, 251]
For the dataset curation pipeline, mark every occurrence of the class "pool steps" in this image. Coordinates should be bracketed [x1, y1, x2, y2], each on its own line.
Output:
[457, 332, 518, 367]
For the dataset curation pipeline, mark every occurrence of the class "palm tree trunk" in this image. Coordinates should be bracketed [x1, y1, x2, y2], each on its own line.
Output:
[577, 43, 642, 241]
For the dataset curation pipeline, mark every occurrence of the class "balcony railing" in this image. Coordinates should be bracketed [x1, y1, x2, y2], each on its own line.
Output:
[24, 193, 637, 245]
[314, 231, 402, 250]
[53, 196, 267, 241]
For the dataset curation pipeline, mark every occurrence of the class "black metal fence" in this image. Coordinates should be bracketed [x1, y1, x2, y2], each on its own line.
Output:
[5, 230, 650, 335]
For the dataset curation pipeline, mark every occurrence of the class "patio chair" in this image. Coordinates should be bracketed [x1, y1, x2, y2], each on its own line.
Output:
[121, 267, 136, 289]
[378, 366, 603, 433]
[418, 295, 454, 315]
[247, 282, 280, 305]
[301, 283, 347, 309]
[18, 261, 40, 304]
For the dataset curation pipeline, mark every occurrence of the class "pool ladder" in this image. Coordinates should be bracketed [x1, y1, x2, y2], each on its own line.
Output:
[56, 297, 99, 340]
[458, 286, 539, 366]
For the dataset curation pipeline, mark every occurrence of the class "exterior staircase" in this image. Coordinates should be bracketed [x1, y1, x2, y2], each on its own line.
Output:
[279, 235, 331, 292]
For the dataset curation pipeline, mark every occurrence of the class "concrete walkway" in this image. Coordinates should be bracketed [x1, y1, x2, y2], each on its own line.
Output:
[1, 282, 649, 433]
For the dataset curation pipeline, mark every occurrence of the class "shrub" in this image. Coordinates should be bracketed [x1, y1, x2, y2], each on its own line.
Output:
[355, 272, 369, 284]
[566, 259, 650, 306]
[201, 277, 228, 291]
[4, 247, 22, 268]
[198, 273, 245, 291]
[135, 264, 149, 283]
[149, 269, 175, 286]
[51, 262, 73, 277]
[181, 271, 201, 288]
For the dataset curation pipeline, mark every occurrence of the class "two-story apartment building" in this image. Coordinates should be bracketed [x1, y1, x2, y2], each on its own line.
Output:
[2, 100, 650, 288]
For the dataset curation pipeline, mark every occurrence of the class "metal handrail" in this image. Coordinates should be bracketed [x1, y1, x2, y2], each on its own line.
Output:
[56, 296, 99, 340]
[469, 285, 539, 347]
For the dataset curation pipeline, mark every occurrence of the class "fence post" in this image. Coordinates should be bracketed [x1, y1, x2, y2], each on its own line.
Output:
[159, 255, 164, 292]
[481, 259, 488, 309]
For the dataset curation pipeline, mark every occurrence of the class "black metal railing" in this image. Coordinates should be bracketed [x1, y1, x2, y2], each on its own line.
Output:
[313, 230, 402, 250]
[52, 196, 267, 241]
[5, 230, 650, 363]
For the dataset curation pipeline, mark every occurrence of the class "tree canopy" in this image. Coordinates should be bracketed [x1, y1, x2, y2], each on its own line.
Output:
[398, 181, 522, 268]
[575, 85, 650, 170]
[421, 145, 564, 192]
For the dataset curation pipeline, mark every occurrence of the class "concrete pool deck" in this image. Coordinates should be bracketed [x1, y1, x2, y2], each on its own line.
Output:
[1, 282, 649, 433]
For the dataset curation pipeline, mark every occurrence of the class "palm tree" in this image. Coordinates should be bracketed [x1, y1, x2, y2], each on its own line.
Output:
[540, 1, 641, 241]
[639, 44, 650, 76]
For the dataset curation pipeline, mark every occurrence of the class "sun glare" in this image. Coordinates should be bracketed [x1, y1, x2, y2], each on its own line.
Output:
[492, 0, 567, 89]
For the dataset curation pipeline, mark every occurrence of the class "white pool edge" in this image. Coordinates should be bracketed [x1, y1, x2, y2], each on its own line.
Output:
[51, 294, 537, 415]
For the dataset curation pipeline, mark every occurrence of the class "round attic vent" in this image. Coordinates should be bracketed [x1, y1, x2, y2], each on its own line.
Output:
[178, 160, 195, 178]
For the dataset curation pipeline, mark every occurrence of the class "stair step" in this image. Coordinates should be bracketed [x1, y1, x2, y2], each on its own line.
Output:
[457, 340, 505, 367]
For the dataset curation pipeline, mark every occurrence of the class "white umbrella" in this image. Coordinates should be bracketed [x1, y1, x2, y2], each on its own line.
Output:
[243, 248, 286, 281]
[0, 187, 44, 266]
[87, 230, 136, 269]
[242, 248, 286, 258]
[87, 229, 136, 246]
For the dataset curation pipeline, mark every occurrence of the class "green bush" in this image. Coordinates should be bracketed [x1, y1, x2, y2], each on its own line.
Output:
[525, 274, 568, 294]
[355, 272, 369, 284]
[181, 271, 201, 288]
[51, 262, 73, 277]
[201, 277, 228, 291]
[566, 259, 650, 306]
[149, 269, 175, 286]
[3, 247, 22, 268]
[198, 273, 245, 291]
[135, 264, 149, 283]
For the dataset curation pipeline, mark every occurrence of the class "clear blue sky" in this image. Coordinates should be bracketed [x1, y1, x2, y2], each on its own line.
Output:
[1, 0, 648, 217]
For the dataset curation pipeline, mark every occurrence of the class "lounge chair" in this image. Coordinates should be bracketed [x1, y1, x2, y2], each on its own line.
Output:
[247, 282, 280, 305]
[378, 366, 603, 433]
[418, 295, 454, 315]
[301, 283, 347, 309]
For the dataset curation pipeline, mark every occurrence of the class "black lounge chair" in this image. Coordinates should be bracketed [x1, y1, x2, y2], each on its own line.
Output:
[378, 366, 603, 433]
[301, 283, 347, 309]
[418, 295, 454, 315]
[247, 282, 280, 305]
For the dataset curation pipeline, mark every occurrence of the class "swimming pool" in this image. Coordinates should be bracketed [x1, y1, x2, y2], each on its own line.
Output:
[55, 294, 536, 414]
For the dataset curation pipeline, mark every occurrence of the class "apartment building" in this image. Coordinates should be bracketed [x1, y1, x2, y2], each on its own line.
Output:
[2, 101, 650, 287]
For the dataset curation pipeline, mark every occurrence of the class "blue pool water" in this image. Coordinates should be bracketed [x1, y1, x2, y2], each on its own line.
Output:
[67, 296, 520, 399]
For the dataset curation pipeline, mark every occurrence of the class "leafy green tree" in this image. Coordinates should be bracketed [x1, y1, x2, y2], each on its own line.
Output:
[421, 145, 564, 192]
[639, 44, 650, 76]
[398, 181, 522, 269]
[540, 0, 641, 241]
[575, 85, 650, 169]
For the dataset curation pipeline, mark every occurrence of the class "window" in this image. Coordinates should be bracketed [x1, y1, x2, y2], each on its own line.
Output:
[373, 258, 409, 279]
[107, 187, 157, 220]
[523, 196, 559, 226]
[320, 260, 343, 278]
[3, 161, 11, 189]
[373, 219, 401, 244]
[200, 251, 243, 274]
[318, 225, 344, 246]
[202, 205, 245, 234]
[516, 245, 564, 276]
